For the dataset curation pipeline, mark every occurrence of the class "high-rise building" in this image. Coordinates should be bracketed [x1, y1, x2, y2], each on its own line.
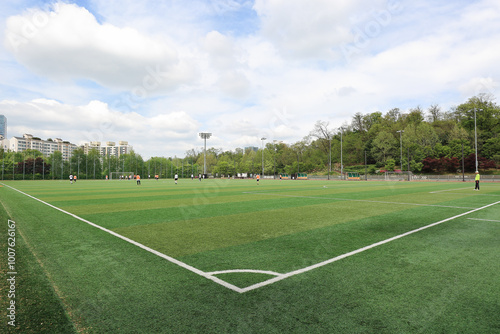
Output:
[81, 141, 132, 157]
[8, 134, 78, 161]
[0, 115, 6, 139]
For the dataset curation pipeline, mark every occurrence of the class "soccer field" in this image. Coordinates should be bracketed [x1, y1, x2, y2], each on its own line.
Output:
[1, 178, 500, 333]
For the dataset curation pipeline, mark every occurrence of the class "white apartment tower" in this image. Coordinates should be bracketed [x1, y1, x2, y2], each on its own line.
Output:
[7, 134, 78, 161]
[82, 141, 132, 157]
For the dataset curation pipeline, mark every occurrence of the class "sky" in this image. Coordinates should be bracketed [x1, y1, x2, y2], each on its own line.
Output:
[1, 0, 499, 158]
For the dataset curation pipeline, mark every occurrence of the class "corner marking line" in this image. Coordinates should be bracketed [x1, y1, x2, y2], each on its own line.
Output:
[4, 183, 499, 294]
[235, 198, 500, 293]
[1, 183, 244, 293]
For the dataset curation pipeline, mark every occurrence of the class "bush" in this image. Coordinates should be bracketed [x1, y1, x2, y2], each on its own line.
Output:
[384, 159, 396, 172]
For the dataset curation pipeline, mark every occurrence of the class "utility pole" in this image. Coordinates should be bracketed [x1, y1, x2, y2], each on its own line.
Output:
[199, 132, 212, 176]
[261, 137, 266, 176]
[397, 130, 404, 171]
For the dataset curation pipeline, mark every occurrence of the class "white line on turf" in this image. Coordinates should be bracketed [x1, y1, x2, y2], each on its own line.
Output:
[5, 183, 499, 294]
[206, 269, 283, 276]
[1, 183, 244, 293]
[467, 218, 500, 222]
[242, 192, 474, 209]
[429, 187, 472, 193]
[237, 199, 500, 293]
[430, 192, 500, 197]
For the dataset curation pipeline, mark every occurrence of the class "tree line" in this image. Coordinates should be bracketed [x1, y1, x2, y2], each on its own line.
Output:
[1, 94, 499, 180]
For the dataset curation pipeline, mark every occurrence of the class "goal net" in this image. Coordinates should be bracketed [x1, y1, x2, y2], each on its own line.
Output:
[110, 172, 134, 180]
[384, 171, 411, 181]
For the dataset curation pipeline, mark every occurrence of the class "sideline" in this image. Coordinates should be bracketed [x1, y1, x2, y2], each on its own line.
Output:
[242, 191, 474, 209]
[0, 182, 243, 293]
[237, 199, 500, 293]
[3, 182, 499, 294]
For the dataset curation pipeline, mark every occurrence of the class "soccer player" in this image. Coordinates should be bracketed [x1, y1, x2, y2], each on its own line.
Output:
[474, 171, 480, 190]
[174, 173, 178, 184]
[256, 174, 260, 185]
[137, 174, 141, 185]
[69, 174, 73, 184]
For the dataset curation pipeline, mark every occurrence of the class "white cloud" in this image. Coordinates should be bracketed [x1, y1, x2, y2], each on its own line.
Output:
[0, 99, 201, 158]
[204, 30, 238, 70]
[2, 0, 500, 159]
[253, 0, 386, 59]
[4, 3, 195, 91]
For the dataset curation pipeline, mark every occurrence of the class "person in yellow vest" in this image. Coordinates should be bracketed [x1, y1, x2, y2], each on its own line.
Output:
[136, 174, 141, 185]
[474, 171, 480, 190]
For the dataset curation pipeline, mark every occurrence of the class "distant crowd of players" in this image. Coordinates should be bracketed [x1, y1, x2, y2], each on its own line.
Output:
[70, 173, 212, 185]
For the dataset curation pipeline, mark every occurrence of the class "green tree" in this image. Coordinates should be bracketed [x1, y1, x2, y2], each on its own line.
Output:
[371, 131, 396, 162]
[48, 151, 64, 180]
[384, 159, 396, 171]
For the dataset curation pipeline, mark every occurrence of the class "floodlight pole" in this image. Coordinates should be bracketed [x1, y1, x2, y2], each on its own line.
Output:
[397, 130, 404, 171]
[261, 137, 266, 176]
[328, 135, 331, 180]
[473, 108, 482, 172]
[462, 141, 465, 182]
[199, 132, 212, 176]
[273, 140, 278, 179]
[340, 127, 343, 179]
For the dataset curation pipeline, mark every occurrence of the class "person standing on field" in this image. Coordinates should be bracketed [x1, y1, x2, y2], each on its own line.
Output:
[174, 173, 178, 184]
[136, 174, 141, 185]
[69, 174, 73, 184]
[474, 171, 480, 190]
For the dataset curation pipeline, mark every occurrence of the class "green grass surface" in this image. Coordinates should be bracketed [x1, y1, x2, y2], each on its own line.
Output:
[1, 178, 500, 333]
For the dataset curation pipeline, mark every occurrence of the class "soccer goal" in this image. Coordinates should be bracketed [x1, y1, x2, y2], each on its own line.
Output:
[110, 172, 134, 180]
[384, 171, 411, 181]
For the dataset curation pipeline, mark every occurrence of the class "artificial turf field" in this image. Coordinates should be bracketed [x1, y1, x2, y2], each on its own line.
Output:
[1, 178, 500, 333]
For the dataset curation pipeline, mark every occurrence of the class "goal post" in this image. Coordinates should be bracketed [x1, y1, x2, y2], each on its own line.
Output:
[110, 172, 134, 180]
[384, 171, 412, 181]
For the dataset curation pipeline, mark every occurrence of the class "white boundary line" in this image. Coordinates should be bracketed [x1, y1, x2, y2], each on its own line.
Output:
[236, 199, 500, 293]
[4, 183, 499, 294]
[242, 191, 474, 209]
[429, 187, 472, 193]
[431, 193, 500, 197]
[467, 218, 500, 223]
[1, 183, 244, 293]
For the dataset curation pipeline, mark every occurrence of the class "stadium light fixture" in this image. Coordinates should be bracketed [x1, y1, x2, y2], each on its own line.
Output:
[199, 132, 212, 175]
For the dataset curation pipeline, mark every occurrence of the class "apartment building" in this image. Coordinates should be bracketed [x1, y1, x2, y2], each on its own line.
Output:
[81, 141, 132, 157]
[6, 134, 78, 161]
